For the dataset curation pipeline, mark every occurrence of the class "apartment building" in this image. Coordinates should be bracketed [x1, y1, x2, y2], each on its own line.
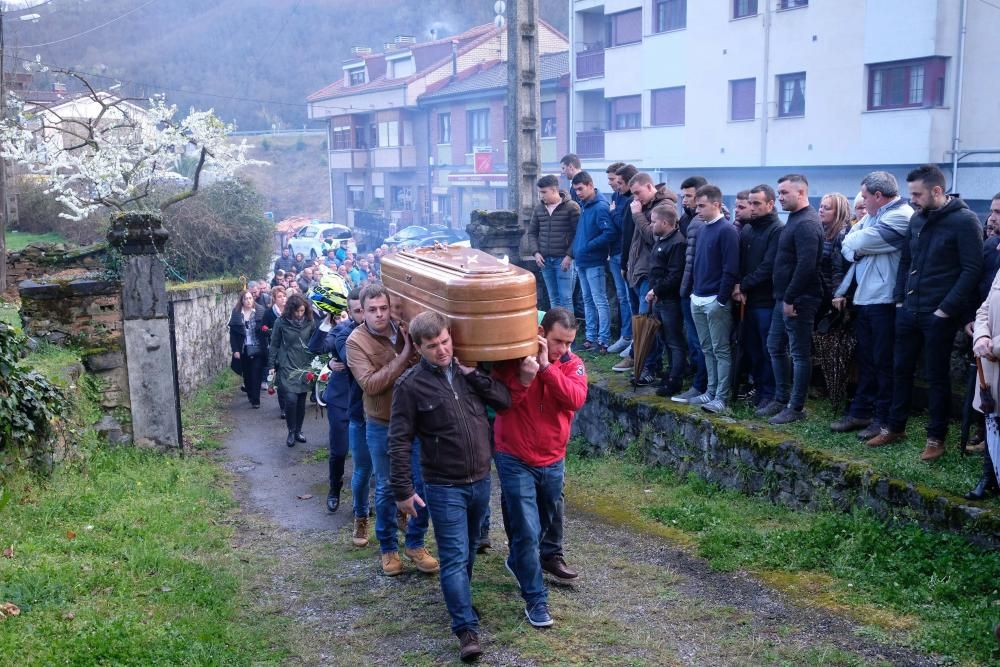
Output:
[569, 0, 1000, 210]
[306, 22, 568, 233]
[418, 51, 571, 228]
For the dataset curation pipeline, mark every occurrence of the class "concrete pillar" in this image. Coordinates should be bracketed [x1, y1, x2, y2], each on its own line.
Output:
[506, 0, 541, 243]
[107, 212, 182, 450]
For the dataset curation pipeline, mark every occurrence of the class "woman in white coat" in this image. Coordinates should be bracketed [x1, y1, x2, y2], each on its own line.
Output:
[969, 274, 1000, 500]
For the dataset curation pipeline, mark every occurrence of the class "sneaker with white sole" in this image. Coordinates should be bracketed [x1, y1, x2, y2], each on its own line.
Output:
[606, 337, 631, 354]
[525, 602, 554, 628]
[701, 398, 729, 415]
[686, 392, 713, 406]
[612, 356, 633, 372]
[670, 387, 701, 403]
[619, 343, 632, 359]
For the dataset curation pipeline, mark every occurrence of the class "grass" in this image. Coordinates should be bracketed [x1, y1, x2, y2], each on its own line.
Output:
[563, 444, 1000, 666]
[583, 349, 992, 503]
[4, 231, 66, 252]
[181, 371, 242, 450]
[0, 298, 19, 329]
[0, 372, 289, 664]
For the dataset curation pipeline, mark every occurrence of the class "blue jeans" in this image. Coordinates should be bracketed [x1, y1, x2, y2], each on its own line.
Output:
[745, 306, 776, 404]
[888, 307, 959, 439]
[349, 420, 372, 518]
[578, 264, 611, 345]
[848, 304, 895, 424]
[540, 256, 576, 310]
[424, 478, 491, 635]
[767, 299, 819, 411]
[608, 254, 632, 341]
[366, 419, 429, 553]
[681, 296, 707, 392]
[494, 452, 564, 607]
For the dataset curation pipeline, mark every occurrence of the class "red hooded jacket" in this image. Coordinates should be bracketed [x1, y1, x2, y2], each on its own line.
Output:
[492, 351, 588, 467]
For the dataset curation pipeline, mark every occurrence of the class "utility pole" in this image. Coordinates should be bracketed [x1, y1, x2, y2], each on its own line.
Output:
[505, 0, 540, 237]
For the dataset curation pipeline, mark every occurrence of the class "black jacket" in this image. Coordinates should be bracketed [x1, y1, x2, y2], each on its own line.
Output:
[739, 212, 783, 308]
[274, 256, 296, 273]
[523, 190, 580, 258]
[308, 320, 351, 411]
[228, 305, 266, 355]
[772, 206, 824, 305]
[648, 229, 686, 301]
[678, 207, 696, 239]
[894, 196, 983, 316]
[336, 319, 364, 423]
[388, 359, 511, 499]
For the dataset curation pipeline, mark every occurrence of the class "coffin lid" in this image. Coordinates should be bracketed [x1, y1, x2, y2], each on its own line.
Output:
[397, 246, 511, 275]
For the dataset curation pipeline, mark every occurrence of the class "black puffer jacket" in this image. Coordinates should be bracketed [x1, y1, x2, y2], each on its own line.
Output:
[772, 206, 824, 305]
[523, 190, 580, 258]
[893, 196, 983, 317]
[647, 228, 686, 301]
[739, 212, 783, 308]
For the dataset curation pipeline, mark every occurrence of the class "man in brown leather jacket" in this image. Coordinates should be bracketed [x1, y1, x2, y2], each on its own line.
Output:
[389, 310, 511, 662]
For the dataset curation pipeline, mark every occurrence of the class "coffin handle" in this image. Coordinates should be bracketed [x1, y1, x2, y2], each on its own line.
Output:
[405, 274, 413, 283]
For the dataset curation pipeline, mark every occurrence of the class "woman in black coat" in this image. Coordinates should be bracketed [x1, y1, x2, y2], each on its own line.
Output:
[261, 286, 288, 419]
[229, 289, 267, 408]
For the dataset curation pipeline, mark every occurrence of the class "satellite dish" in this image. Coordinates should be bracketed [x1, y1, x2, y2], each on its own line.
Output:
[494, 0, 505, 14]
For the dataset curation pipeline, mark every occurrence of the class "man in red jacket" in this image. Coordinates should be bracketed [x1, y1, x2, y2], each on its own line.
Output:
[493, 307, 589, 629]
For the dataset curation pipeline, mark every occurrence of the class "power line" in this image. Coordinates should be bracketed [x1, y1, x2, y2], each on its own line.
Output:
[975, 0, 1000, 11]
[18, 0, 160, 48]
[4, 53, 367, 116]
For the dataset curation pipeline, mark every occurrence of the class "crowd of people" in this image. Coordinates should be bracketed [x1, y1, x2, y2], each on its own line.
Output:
[222, 156, 1000, 661]
[532, 154, 998, 501]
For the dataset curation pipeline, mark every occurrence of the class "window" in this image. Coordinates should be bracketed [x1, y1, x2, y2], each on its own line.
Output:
[609, 96, 641, 130]
[654, 0, 686, 32]
[348, 68, 365, 86]
[541, 101, 557, 137]
[779, 0, 808, 8]
[378, 120, 399, 147]
[437, 113, 451, 144]
[347, 186, 364, 209]
[331, 124, 351, 150]
[369, 123, 378, 148]
[777, 72, 806, 117]
[354, 125, 368, 149]
[733, 0, 758, 18]
[651, 87, 685, 126]
[391, 186, 412, 210]
[868, 58, 946, 110]
[730, 78, 756, 120]
[467, 109, 490, 148]
[605, 9, 642, 46]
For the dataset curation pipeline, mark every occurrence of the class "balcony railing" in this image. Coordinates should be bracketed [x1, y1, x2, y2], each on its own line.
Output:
[372, 145, 417, 169]
[328, 149, 369, 170]
[576, 130, 605, 159]
[576, 49, 605, 79]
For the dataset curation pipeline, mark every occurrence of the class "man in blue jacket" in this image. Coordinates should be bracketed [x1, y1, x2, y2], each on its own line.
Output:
[570, 171, 616, 352]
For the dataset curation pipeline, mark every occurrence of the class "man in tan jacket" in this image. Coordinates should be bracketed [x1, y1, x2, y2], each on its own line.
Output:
[346, 283, 439, 576]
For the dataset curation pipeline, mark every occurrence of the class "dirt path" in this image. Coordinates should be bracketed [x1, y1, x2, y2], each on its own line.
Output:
[219, 390, 938, 666]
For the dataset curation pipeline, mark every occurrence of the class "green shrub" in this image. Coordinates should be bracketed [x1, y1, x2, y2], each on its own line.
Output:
[0, 324, 63, 466]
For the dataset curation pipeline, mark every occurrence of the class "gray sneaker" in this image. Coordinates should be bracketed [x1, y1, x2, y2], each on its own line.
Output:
[619, 343, 633, 358]
[671, 387, 702, 403]
[606, 337, 631, 354]
[687, 392, 713, 406]
[769, 407, 807, 425]
[701, 398, 729, 415]
[754, 400, 785, 417]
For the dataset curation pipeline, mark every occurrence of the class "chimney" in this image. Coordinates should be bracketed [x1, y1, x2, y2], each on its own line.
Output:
[394, 35, 416, 45]
[451, 39, 459, 78]
[383, 42, 397, 52]
[351, 46, 372, 57]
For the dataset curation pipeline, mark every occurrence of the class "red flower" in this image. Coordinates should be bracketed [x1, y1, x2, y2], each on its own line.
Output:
[306, 372, 315, 382]
[261, 325, 269, 332]
[267, 387, 276, 395]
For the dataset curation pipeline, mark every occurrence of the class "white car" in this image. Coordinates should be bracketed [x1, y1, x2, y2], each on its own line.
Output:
[287, 223, 357, 260]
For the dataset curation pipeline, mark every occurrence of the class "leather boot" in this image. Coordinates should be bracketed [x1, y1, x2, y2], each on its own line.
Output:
[286, 431, 296, 447]
[965, 449, 999, 500]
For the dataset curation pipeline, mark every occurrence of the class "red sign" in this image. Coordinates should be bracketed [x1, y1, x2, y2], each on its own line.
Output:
[474, 151, 493, 174]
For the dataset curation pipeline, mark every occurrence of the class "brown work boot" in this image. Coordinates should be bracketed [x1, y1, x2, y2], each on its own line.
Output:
[404, 546, 440, 574]
[458, 629, 482, 662]
[351, 517, 369, 547]
[866, 428, 906, 448]
[381, 551, 403, 576]
[541, 555, 578, 580]
[920, 437, 946, 462]
[396, 509, 408, 533]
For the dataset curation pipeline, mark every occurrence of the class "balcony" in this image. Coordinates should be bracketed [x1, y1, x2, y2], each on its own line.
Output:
[576, 130, 605, 159]
[576, 49, 605, 79]
[328, 149, 369, 170]
[372, 145, 417, 169]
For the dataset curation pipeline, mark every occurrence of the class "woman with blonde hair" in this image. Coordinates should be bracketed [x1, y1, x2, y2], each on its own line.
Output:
[813, 192, 854, 412]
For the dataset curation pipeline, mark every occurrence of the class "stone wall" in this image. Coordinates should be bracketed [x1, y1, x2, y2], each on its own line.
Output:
[574, 378, 1000, 549]
[167, 280, 243, 396]
[5, 242, 107, 298]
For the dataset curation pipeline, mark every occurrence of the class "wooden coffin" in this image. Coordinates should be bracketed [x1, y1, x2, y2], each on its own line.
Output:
[380, 246, 538, 362]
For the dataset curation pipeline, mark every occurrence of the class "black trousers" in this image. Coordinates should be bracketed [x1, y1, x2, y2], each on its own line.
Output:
[241, 347, 265, 406]
[283, 391, 307, 434]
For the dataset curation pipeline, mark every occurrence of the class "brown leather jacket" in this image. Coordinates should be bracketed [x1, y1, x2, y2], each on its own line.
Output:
[388, 358, 511, 499]
[345, 321, 417, 423]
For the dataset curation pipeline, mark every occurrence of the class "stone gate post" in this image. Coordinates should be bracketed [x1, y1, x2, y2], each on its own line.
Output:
[107, 212, 182, 450]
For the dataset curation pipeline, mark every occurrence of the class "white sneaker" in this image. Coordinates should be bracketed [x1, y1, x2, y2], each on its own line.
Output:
[670, 387, 701, 403]
[606, 337, 631, 354]
[619, 343, 632, 359]
[686, 392, 713, 406]
[701, 398, 729, 415]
